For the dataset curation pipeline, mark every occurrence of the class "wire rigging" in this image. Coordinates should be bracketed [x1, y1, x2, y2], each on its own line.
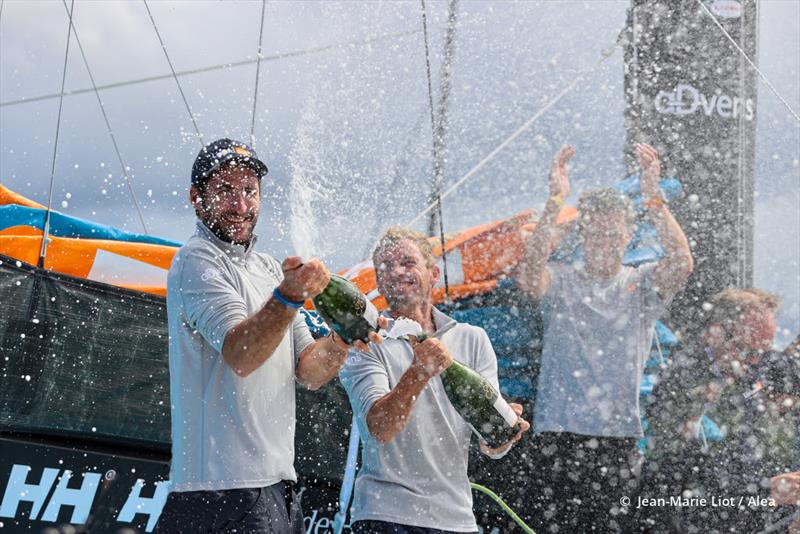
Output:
[420, 0, 454, 302]
[250, 0, 267, 146]
[59, 0, 149, 235]
[39, 0, 76, 268]
[142, 0, 204, 146]
[405, 40, 620, 229]
[696, 0, 799, 123]
[0, 28, 425, 108]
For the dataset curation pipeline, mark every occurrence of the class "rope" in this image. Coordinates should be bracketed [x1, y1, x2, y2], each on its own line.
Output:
[420, 0, 453, 302]
[405, 40, 620, 229]
[470, 482, 536, 534]
[0, 29, 424, 108]
[653, 329, 665, 365]
[333, 416, 361, 534]
[59, 0, 149, 235]
[39, 0, 75, 268]
[142, 0, 204, 146]
[696, 0, 799, 123]
[250, 0, 267, 146]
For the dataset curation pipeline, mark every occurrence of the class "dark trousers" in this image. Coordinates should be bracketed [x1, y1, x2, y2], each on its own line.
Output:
[153, 481, 303, 533]
[513, 432, 640, 533]
[352, 520, 478, 534]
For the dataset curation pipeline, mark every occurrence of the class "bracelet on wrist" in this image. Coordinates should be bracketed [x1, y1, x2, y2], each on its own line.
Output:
[549, 194, 565, 207]
[643, 196, 665, 210]
[272, 287, 305, 309]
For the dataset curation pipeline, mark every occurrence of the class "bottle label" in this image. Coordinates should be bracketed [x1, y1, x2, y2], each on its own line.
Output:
[493, 396, 518, 428]
[362, 298, 379, 328]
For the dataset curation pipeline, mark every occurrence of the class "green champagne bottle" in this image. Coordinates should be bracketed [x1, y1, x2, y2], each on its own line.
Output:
[312, 274, 379, 344]
[417, 333, 519, 448]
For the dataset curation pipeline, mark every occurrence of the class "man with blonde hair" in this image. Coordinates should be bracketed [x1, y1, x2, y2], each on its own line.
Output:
[340, 226, 530, 533]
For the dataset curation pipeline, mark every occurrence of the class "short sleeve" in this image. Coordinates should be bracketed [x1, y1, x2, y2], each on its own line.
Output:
[338, 348, 391, 439]
[292, 313, 315, 361]
[471, 327, 501, 392]
[173, 247, 247, 353]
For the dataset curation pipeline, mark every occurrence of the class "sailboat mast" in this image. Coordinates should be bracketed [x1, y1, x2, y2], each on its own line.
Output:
[623, 0, 758, 327]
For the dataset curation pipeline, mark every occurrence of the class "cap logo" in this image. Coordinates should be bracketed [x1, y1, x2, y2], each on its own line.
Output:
[233, 146, 252, 157]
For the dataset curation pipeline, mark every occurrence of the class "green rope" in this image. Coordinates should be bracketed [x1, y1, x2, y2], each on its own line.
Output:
[470, 482, 536, 534]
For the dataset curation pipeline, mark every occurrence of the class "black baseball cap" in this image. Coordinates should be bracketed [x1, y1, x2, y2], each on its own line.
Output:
[191, 138, 268, 186]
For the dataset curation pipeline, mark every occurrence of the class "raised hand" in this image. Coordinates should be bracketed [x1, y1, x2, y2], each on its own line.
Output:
[549, 145, 576, 201]
[635, 142, 661, 200]
[278, 256, 330, 301]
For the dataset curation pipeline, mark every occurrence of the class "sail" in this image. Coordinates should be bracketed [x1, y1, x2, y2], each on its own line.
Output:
[0, 184, 180, 295]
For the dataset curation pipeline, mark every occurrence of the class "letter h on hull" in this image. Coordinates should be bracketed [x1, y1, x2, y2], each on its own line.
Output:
[0, 464, 170, 532]
[0, 464, 100, 524]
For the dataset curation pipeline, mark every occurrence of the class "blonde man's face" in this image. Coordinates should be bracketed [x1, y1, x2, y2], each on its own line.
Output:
[374, 239, 439, 309]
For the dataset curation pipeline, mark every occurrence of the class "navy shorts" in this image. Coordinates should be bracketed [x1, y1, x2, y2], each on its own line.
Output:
[352, 520, 478, 534]
[154, 481, 303, 533]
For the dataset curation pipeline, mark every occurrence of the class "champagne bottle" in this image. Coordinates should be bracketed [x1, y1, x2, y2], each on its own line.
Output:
[312, 274, 379, 344]
[417, 333, 519, 448]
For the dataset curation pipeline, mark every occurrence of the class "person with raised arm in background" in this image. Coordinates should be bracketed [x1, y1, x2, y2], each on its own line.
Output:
[516, 143, 693, 532]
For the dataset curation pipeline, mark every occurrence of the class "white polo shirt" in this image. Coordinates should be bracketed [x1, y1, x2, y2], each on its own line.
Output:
[533, 262, 666, 438]
[166, 222, 314, 492]
[339, 309, 499, 532]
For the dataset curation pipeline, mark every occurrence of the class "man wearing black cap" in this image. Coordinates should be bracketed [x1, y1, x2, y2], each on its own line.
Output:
[155, 139, 383, 533]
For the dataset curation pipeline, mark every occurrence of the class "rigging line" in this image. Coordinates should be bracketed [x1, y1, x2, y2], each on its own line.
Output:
[142, 0, 204, 146]
[0, 0, 4, 30]
[250, 0, 267, 145]
[39, 0, 75, 268]
[60, 0, 149, 235]
[405, 40, 620, 229]
[420, 0, 455, 302]
[696, 0, 799, 123]
[0, 28, 424, 108]
[470, 483, 536, 534]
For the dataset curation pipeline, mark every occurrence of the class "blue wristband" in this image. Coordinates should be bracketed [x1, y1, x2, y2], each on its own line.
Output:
[272, 287, 305, 309]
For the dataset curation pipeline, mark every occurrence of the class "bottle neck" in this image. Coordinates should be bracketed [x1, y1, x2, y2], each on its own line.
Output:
[389, 303, 435, 335]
